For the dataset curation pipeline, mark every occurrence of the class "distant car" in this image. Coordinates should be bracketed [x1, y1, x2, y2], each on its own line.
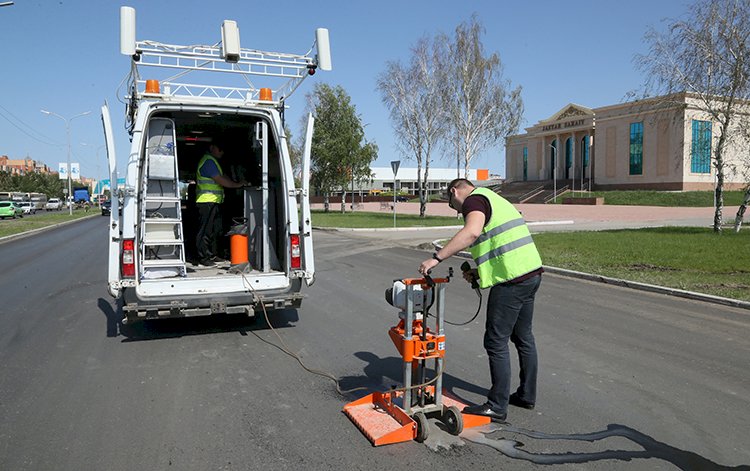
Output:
[101, 200, 112, 216]
[17, 201, 36, 215]
[45, 198, 63, 210]
[0, 201, 24, 219]
[396, 195, 410, 202]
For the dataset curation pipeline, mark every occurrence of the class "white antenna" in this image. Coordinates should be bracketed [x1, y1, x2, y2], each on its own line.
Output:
[221, 20, 241, 63]
[316, 28, 332, 71]
[120, 6, 136, 56]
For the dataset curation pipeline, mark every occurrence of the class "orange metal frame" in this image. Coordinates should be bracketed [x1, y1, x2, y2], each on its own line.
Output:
[343, 276, 491, 446]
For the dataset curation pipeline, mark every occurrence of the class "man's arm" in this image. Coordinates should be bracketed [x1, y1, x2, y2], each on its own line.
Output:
[437, 211, 484, 259]
[418, 211, 484, 274]
[212, 174, 245, 189]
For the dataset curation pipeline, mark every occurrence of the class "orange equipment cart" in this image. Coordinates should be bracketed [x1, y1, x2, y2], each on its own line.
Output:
[343, 273, 490, 446]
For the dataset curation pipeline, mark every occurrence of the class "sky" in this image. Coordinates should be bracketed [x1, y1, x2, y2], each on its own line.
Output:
[0, 0, 692, 181]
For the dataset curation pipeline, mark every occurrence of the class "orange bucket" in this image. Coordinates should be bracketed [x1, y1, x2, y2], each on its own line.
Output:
[230, 234, 249, 265]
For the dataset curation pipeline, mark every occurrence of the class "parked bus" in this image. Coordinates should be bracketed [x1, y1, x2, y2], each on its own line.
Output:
[10, 192, 29, 203]
[29, 192, 48, 210]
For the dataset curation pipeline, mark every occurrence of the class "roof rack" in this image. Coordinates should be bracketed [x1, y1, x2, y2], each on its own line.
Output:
[120, 6, 331, 109]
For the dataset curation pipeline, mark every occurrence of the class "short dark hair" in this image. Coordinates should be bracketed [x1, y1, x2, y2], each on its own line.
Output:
[446, 178, 475, 194]
[210, 139, 224, 151]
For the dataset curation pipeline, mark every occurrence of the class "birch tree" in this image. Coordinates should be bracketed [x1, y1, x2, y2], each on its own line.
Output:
[437, 15, 524, 178]
[637, 0, 750, 233]
[377, 37, 444, 217]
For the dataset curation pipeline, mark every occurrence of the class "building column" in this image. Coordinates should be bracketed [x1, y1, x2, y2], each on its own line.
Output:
[555, 133, 561, 182]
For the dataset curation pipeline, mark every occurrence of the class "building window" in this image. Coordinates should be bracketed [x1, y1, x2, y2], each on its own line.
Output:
[581, 136, 589, 168]
[523, 147, 528, 181]
[629, 122, 643, 175]
[691, 120, 712, 173]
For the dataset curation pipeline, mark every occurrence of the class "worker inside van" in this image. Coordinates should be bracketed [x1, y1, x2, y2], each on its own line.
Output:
[194, 140, 246, 267]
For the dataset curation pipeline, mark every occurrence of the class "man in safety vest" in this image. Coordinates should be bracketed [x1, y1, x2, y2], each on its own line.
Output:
[419, 178, 543, 423]
[195, 141, 246, 267]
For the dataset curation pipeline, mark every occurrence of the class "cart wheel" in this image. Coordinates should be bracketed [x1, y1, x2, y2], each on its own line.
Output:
[443, 406, 464, 436]
[413, 412, 429, 443]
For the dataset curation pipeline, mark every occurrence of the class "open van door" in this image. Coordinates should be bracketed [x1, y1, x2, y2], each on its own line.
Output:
[101, 102, 121, 298]
[300, 113, 315, 286]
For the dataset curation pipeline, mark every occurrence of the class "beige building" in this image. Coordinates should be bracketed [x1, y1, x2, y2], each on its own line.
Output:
[506, 93, 749, 191]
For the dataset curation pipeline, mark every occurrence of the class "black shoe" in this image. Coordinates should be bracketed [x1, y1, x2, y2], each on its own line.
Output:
[509, 393, 535, 410]
[199, 258, 216, 267]
[462, 403, 507, 422]
[211, 256, 228, 263]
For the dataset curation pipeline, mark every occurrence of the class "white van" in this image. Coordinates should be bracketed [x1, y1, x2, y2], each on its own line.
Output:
[103, 7, 330, 324]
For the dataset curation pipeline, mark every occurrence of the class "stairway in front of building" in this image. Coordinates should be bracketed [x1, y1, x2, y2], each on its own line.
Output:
[491, 180, 588, 204]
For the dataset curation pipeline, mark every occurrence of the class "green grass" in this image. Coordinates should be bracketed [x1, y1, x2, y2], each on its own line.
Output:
[312, 210, 461, 228]
[0, 210, 97, 238]
[562, 190, 746, 206]
[533, 227, 750, 301]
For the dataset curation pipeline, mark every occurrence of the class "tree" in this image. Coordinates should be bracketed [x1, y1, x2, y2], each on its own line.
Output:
[285, 125, 302, 188]
[437, 15, 524, 179]
[637, 0, 750, 233]
[305, 83, 378, 212]
[377, 37, 445, 217]
[0, 170, 64, 197]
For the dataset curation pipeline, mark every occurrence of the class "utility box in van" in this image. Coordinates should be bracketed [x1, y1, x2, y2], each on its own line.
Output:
[102, 6, 331, 324]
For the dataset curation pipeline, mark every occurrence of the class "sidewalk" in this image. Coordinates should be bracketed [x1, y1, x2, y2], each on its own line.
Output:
[312, 202, 736, 232]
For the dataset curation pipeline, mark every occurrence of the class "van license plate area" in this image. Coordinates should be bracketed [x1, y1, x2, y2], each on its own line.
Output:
[210, 302, 226, 314]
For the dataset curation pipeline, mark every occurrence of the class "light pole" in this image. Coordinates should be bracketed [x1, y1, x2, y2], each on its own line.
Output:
[41, 109, 91, 215]
[391, 160, 400, 228]
[549, 143, 558, 203]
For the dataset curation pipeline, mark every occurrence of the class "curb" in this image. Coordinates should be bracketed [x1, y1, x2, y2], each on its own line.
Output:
[0, 213, 100, 245]
[428, 240, 750, 312]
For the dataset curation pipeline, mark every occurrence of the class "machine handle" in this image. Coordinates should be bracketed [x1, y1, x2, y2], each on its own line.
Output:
[461, 261, 479, 290]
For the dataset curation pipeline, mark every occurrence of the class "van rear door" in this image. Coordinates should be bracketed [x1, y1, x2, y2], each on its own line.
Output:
[101, 102, 121, 298]
[300, 113, 315, 285]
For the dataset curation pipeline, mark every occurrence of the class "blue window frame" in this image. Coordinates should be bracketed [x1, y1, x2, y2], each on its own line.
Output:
[629, 122, 643, 175]
[691, 120, 712, 173]
[523, 146, 528, 181]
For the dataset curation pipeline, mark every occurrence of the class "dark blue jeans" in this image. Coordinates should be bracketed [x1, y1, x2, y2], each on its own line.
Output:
[196, 202, 222, 262]
[484, 274, 541, 413]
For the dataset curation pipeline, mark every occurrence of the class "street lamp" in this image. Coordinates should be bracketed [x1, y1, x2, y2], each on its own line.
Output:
[549, 143, 558, 203]
[41, 109, 91, 215]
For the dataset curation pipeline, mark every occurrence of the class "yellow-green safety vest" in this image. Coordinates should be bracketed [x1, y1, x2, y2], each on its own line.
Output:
[467, 187, 543, 288]
[196, 153, 224, 204]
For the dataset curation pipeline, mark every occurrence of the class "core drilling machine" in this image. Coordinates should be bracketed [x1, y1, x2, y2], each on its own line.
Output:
[343, 269, 490, 446]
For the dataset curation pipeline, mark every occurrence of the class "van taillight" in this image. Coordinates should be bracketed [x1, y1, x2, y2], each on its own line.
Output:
[122, 238, 135, 277]
[290, 234, 301, 269]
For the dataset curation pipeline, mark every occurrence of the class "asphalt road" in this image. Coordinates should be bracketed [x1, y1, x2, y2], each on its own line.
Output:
[0, 219, 748, 470]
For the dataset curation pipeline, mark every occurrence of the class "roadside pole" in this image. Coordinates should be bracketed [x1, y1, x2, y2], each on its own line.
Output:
[391, 160, 400, 228]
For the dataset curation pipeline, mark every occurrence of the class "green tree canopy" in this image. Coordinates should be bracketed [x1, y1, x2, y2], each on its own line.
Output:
[305, 83, 377, 211]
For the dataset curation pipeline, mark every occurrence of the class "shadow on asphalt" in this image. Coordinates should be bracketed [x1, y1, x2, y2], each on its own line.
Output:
[338, 351, 749, 469]
[97, 297, 299, 341]
[465, 422, 750, 470]
[337, 351, 488, 403]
